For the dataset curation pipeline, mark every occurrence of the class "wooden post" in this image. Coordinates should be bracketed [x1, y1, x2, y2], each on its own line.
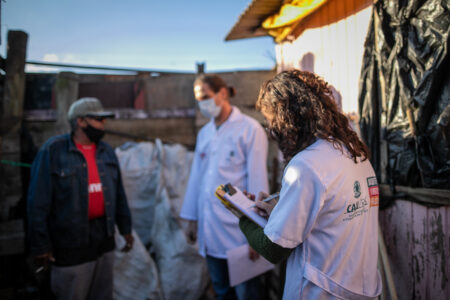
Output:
[53, 72, 79, 134]
[0, 30, 28, 222]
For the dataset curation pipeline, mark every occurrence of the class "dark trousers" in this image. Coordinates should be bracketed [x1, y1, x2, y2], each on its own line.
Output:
[206, 255, 260, 300]
[50, 217, 115, 300]
[51, 251, 114, 300]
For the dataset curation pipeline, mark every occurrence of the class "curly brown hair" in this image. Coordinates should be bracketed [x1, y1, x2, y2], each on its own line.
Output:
[256, 69, 369, 163]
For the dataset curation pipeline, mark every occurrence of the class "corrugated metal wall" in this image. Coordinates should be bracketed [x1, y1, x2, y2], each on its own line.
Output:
[275, 0, 372, 114]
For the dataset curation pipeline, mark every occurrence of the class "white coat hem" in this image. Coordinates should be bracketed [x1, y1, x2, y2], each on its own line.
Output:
[303, 263, 382, 300]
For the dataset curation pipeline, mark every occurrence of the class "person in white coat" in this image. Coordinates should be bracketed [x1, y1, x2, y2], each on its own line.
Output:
[238, 70, 382, 299]
[180, 73, 269, 300]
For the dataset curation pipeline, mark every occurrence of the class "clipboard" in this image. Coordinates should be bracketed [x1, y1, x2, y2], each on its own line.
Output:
[215, 183, 268, 228]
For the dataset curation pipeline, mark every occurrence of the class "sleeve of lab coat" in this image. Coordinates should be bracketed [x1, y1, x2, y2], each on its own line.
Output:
[264, 162, 325, 249]
[245, 124, 269, 195]
[180, 143, 202, 221]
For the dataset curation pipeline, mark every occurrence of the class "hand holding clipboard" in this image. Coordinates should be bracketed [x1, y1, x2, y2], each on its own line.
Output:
[249, 192, 279, 218]
[215, 183, 279, 227]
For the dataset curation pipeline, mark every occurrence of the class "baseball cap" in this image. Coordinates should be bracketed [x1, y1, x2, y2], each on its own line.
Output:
[67, 97, 114, 120]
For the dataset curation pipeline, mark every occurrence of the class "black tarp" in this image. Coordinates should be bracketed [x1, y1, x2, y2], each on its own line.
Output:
[358, 0, 450, 206]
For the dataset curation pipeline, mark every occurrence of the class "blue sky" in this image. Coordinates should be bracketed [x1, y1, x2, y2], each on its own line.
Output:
[1, 0, 276, 73]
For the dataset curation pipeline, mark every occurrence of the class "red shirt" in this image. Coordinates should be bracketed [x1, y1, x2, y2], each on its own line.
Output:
[75, 142, 105, 219]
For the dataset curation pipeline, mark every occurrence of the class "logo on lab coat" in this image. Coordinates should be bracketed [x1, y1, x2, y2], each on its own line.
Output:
[343, 198, 369, 221]
[353, 181, 361, 198]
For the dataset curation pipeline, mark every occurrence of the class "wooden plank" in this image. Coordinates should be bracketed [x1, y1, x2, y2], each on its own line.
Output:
[104, 118, 197, 149]
[23, 108, 196, 121]
[318, 0, 327, 73]
[2, 31, 28, 122]
[342, 0, 352, 113]
[322, 0, 332, 84]
[447, 207, 450, 300]
[410, 202, 428, 299]
[379, 200, 414, 300]
[1, 31, 28, 222]
[347, 0, 358, 113]
[144, 71, 274, 110]
[427, 207, 449, 299]
[145, 74, 196, 110]
[25, 117, 198, 154]
[23, 109, 57, 121]
[337, 0, 348, 99]
[53, 72, 79, 135]
[78, 81, 135, 108]
[0, 152, 23, 209]
[378, 223, 399, 300]
[328, 0, 339, 88]
[380, 201, 450, 299]
[113, 108, 196, 119]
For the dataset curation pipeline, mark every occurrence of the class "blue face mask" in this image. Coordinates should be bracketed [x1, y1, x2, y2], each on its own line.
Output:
[198, 98, 222, 119]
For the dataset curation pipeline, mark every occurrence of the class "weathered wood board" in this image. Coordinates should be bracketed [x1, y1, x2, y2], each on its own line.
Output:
[379, 200, 449, 299]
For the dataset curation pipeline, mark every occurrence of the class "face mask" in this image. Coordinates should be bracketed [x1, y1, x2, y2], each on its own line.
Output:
[82, 124, 105, 143]
[198, 98, 222, 119]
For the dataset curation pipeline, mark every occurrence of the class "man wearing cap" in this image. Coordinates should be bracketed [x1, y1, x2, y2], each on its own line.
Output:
[27, 97, 133, 300]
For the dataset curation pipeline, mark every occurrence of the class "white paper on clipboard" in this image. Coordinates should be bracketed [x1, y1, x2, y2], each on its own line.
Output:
[226, 244, 275, 287]
[216, 184, 268, 228]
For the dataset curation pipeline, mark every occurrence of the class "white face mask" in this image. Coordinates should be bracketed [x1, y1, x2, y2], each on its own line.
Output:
[198, 98, 222, 119]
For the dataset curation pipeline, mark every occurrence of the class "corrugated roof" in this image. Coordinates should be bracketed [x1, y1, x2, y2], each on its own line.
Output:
[225, 0, 283, 41]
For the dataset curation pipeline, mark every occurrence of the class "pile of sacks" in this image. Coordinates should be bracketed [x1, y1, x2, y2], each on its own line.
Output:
[113, 140, 209, 300]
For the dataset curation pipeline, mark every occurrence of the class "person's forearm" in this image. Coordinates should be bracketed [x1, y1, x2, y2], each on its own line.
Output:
[239, 216, 293, 264]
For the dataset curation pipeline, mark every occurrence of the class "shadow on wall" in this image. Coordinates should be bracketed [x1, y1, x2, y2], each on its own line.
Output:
[300, 52, 315, 72]
[299, 52, 342, 111]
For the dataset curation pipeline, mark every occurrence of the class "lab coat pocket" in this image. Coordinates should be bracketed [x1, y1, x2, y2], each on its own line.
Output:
[218, 143, 244, 170]
[303, 263, 382, 300]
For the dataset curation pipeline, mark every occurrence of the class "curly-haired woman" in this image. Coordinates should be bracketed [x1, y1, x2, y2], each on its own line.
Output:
[239, 70, 382, 299]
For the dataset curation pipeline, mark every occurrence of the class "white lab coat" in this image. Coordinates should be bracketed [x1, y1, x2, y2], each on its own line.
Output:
[264, 139, 382, 299]
[180, 106, 269, 258]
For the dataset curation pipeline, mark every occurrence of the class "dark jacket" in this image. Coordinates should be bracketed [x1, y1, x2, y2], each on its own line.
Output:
[27, 133, 132, 255]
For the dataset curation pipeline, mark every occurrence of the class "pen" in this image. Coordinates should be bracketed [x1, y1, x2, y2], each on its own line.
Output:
[249, 192, 280, 208]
